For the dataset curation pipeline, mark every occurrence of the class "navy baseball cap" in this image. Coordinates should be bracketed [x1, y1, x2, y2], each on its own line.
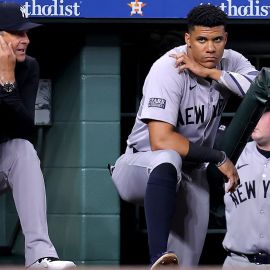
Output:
[0, 2, 41, 31]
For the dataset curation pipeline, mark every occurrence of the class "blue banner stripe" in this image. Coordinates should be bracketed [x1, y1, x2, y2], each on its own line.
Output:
[6, 0, 270, 19]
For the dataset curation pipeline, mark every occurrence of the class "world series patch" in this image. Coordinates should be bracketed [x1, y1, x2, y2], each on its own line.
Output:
[148, 98, 166, 109]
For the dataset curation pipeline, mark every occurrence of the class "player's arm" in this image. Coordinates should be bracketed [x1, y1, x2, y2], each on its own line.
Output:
[148, 120, 188, 156]
[148, 120, 239, 192]
[170, 52, 258, 96]
[217, 50, 259, 96]
[218, 69, 258, 97]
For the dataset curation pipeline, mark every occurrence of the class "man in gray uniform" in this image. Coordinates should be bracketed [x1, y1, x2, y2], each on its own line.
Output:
[223, 105, 270, 269]
[111, 4, 258, 268]
[0, 2, 75, 269]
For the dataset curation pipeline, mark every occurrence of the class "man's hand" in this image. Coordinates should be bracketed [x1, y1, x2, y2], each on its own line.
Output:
[169, 53, 221, 81]
[217, 158, 239, 193]
[0, 35, 16, 84]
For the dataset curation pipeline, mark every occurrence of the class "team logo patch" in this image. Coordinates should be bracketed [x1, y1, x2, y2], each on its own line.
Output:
[148, 98, 166, 109]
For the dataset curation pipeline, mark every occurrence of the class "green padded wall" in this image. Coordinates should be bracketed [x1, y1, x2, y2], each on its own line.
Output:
[13, 36, 121, 265]
[0, 193, 17, 247]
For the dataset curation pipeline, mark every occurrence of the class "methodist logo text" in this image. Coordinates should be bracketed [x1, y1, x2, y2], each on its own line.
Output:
[23, 0, 81, 16]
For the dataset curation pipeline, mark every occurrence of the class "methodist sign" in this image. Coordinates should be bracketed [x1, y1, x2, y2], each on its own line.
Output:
[9, 0, 270, 18]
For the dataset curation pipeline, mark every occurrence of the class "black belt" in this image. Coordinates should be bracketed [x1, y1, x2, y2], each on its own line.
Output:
[227, 250, 270, 265]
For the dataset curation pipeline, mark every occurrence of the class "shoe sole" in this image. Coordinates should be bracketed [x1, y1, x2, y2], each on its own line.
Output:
[150, 253, 179, 269]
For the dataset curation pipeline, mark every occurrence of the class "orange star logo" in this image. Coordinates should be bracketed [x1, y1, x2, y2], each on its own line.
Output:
[128, 0, 146, 16]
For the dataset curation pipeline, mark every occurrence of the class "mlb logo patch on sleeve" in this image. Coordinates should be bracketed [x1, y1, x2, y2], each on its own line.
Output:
[148, 98, 166, 109]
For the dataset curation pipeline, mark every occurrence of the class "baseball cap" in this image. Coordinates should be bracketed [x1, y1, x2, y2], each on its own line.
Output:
[0, 2, 41, 32]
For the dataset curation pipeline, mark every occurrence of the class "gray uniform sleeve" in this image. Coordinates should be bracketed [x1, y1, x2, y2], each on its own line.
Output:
[140, 54, 183, 126]
[218, 49, 259, 97]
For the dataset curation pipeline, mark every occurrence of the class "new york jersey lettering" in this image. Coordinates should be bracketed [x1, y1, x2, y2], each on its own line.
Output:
[178, 99, 225, 126]
[229, 180, 270, 207]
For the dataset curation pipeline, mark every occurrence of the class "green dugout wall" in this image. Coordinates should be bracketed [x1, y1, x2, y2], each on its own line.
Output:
[41, 36, 121, 265]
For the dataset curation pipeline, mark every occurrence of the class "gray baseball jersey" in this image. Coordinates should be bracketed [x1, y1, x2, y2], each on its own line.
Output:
[127, 45, 258, 153]
[223, 141, 270, 254]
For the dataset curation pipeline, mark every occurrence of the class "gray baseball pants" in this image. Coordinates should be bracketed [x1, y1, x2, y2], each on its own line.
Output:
[112, 147, 209, 266]
[0, 139, 58, 267]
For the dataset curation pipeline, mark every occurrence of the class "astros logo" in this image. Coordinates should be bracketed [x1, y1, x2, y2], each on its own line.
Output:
[128, 0, 146, 16]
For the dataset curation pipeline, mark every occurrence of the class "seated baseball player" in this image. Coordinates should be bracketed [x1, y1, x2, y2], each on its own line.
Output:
[110, 3, 258, 269]
[223, 104, 270, 269]
[0, 2, 75, 269]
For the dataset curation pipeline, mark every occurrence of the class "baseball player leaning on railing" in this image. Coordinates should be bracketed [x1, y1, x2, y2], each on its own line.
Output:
[110, 3, 259, 269]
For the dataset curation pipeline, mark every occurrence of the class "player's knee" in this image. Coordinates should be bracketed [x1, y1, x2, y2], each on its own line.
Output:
[152, 149, 182, 171]
[116, 185, 140, 203]
[112, 174, 131, 202]
[112, 173, 143, 203]
[12, 139, 38, 161]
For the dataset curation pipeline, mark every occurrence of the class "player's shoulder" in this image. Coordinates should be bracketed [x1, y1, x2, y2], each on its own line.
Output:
[223, 48, 245, 58]
[243, 141, 256, 152]
[238, 141, 256, 161]
[221, 49, 246, 64]
[221, 49, 248, 70]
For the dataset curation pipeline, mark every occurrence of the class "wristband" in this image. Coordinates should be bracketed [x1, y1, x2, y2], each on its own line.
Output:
[215, 151, 227, 167]
[185, 142, 225, 164]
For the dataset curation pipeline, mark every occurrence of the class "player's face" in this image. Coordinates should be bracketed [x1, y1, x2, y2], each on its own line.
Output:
[251, 111, 270, 150]
[1, 31, 30, 62]
[185, 25, 227, 69]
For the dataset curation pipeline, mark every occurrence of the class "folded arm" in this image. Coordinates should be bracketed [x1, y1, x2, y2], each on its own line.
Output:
[148, 120, 239, 192]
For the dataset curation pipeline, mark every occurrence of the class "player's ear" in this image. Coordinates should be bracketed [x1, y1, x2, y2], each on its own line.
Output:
[185, 33, 191, 47]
